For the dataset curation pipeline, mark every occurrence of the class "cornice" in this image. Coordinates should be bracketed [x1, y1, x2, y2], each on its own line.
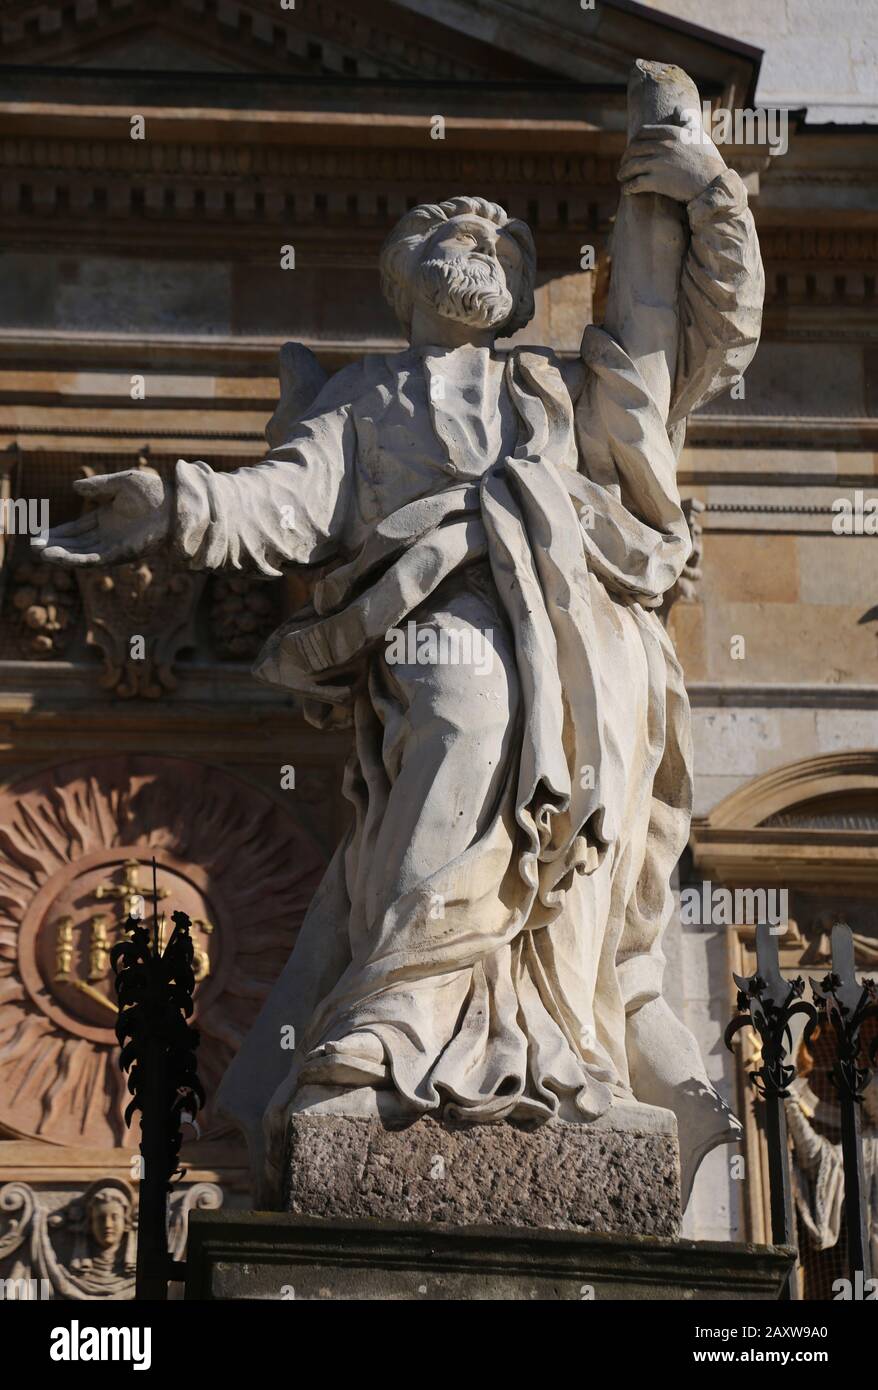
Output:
[0, 134, 621, 183]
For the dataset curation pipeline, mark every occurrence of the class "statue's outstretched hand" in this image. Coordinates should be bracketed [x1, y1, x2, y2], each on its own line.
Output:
[618, 119, 726, 204]
[35, 469, 172, 568]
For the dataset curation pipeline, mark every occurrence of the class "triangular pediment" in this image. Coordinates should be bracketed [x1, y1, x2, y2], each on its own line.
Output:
[73, 28, 244, 74]
[1, 0, 761, 100]
[0, 0, 562, 80]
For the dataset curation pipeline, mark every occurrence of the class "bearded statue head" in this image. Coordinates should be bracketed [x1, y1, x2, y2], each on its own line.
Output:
[379, 196, 537, 341]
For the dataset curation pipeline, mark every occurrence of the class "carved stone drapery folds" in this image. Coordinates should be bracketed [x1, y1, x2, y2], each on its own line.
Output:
[0, 1178, 222, 1300]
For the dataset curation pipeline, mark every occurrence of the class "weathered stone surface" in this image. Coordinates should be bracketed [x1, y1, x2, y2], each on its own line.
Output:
[184, 1211, 795, 1302]
[283, 1105, 681, 1237]
[40, 58, 758, 1205]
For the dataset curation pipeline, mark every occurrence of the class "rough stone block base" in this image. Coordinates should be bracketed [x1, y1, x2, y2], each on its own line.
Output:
[283, 1096, 681, 1238]
[184, 1212, 796, 1301]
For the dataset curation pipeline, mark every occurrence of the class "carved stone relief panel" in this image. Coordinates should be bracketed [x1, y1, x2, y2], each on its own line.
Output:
[208, 572, 283, 661]
[76, 555, 205, 698]
[0, 1178, 225, 1300]
[4, 556, 80, 659]
[0, 754, 326, 1149]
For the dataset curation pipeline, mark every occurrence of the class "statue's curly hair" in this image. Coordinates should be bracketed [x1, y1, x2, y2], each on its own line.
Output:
[379, 195, 537, 337]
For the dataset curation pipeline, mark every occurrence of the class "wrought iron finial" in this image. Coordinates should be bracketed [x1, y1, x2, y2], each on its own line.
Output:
[808, 921, 877, 1287]
[726, 922, 819, 1099]
[111, 881, 204, 1301]
[725, 922, 817, 1297]
[112, 909, 204, 1144]
[809, 921, 878, 1104]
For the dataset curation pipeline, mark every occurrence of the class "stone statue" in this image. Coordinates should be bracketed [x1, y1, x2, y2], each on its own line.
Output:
[40, 62, 764, 1210]
[786, 1077, 878, 1278]
[0, 1178, 136, 1299]
[65, 1181, 137, 1297]
[0, 1178, 222, 1298]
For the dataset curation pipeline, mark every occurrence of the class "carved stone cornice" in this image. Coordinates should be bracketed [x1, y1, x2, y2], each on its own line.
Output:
[0, 136, 621, 187]
[685, 415, 878, 447]
[760, 229, 878, 263]
[2, 129, 874, 301]
[0, 133, 620, 256]
[691, 832, 878, 889]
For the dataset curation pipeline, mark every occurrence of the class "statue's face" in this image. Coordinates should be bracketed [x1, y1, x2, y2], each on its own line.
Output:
[414, 214, 523, 333]
[89, 1195, 126, 1250]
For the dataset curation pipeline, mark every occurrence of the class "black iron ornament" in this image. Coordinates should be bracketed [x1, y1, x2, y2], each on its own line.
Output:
[810, 922, 878, 1289]
[724, 921, 818, 1300]
[111, 858, 204, 1301]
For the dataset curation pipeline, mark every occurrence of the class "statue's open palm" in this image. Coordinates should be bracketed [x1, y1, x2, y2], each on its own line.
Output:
[36, 469, 172, 568]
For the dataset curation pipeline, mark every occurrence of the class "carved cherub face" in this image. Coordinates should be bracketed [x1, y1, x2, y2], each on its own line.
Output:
[414, 214, 524, 332]
[88, 1192, 128, 1250]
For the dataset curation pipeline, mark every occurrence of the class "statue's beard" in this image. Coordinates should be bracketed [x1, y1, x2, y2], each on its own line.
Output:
[416, 255, 514, 330]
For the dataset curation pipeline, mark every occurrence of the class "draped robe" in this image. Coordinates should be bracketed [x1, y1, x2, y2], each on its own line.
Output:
[176, 168, 764, 1188]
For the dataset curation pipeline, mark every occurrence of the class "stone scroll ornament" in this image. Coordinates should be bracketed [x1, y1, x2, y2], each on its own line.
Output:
[69, 458, 204, 699]
[38, 59, 765, 1208]
[0, 1178, 223, 1300]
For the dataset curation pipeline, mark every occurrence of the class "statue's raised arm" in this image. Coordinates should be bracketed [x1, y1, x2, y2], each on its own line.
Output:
[602, 60, 764, 440]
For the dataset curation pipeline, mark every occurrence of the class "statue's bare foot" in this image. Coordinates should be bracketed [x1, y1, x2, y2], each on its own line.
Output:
[299, 1032, 388, 1086]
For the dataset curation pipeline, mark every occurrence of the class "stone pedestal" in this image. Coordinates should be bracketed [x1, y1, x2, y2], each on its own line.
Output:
[282, 1089, 682, 1238]
[185, 1092, 794, 1301]
[184, 1212, 795, 1301]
